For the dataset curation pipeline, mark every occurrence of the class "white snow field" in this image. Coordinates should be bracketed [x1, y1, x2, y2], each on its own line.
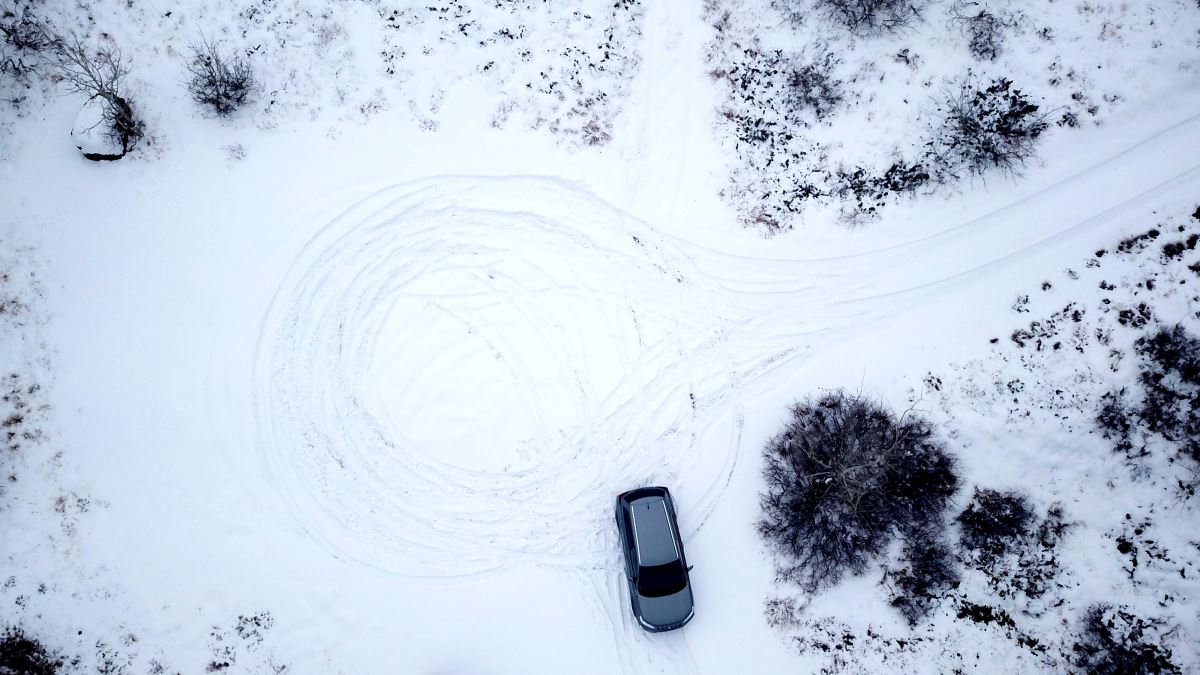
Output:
[2, 0, 1200, 673]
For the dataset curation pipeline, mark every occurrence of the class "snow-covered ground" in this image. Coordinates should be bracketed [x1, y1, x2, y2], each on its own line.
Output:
[2, 0, 1199, 672]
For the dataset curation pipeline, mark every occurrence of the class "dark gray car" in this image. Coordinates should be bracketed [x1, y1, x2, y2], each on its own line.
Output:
[615, 486, 694, 632]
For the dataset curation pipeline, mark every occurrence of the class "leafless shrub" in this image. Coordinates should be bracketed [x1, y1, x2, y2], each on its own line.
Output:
[0, 4, 50, 78]
[831, 160, 931, 220]
[763, 596, 807, 630]
[185, 37, 254, 117]
[0, 625, 65, 675]
[779, 0, 929, 35]
[926, 76, 1049, 180]
[759, 390, 959, 591]
[786, 50, 844, 122]
[1072, 605, 1181, 674]
[886, 528, 960, 625]
[956, 488, 1034, 560]
[950, 1, 1016, 61]
[1097, 324, 1200, 494]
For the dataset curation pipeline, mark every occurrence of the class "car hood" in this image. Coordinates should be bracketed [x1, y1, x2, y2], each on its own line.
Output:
[635, 586, 694, 629]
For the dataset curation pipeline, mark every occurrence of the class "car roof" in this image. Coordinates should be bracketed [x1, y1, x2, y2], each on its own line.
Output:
[629, 496, 679, 566]
[618, 486, 668, 503]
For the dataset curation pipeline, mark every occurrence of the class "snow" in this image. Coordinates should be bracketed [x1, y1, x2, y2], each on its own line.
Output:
[69, 96, 123, 160]
[2, 0, 1199, 672]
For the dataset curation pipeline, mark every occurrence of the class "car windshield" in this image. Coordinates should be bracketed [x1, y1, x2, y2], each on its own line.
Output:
[637, 560, 686, 598]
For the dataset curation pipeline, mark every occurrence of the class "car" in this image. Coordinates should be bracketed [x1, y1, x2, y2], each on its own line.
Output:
[614, 486, 694, 632]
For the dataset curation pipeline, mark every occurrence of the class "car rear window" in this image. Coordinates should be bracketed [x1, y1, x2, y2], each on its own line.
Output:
[637, 560, 686, 598]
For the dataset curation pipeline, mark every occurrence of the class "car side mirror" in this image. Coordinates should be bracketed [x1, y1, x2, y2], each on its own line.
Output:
[687, 565, 694, 572]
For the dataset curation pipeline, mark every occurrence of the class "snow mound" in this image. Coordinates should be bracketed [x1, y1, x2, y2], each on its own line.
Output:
[70, 96, 124, 161]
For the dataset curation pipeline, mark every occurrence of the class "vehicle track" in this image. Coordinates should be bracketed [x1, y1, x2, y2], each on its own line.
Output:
[254, 176, 762, 578]
[252, 76, 1200, 675]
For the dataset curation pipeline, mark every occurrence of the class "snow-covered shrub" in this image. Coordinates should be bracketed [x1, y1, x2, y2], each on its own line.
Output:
[786, 51, 844, 122]
[762, 595, 805, 630]
[0, 626, 64, 675]
[1096, 388, 1135, 451]
[950, 1, 1015, 61]
[780, 0, 928, 35]
[927, 77, 1048, 179]
[47, 33, 143, 159]
[955, 490, 1070, 602]
[956, 488, 1034, 562]
[758, 390, 960, 591]
[886, 528, 960, 625]
[378, 0, 643, 145]
[1137, 324, 1200, 389]
[1097, 325, 1200, 491]
[185, 38, 254, 117]
[831, 161, 931, 220]
[0, 4, 49, 79]
[1071, 605, 1181, 675]
[1135, 325, 1200, 465]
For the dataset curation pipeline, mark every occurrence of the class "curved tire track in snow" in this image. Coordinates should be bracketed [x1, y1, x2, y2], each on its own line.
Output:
[254, 176, 758, 578]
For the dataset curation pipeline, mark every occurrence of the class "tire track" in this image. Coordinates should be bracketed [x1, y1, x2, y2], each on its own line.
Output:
[254, 176, 762, 578]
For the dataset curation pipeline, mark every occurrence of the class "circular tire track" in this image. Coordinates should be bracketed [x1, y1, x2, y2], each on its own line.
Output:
[254, 176, 751, 577]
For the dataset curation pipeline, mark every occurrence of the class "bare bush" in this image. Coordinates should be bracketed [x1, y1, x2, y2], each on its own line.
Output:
[0, 4, 50, 78]
[956, 488, 1034, 561]
[950, 1, 1015, 61]
[831, 160, 931, 219]
[46, 32, 143, 157]
[1137, 324, 1200, 388]
[1072, 605, 1181, 674]
[786, 51, 844, 122]
[886, 528, 960, 625]
[758, 390, 959, 591]
[1136, 325, 1200, 469]
[0, 626, 65, 675]
[185, 38, 254, 117]
[1096, 388, 1134, 449]
[955, 490, 1070, 602]
[1097, 324, 1200, 492]
[927, 77, 1049, 179]
[807, 0, 929, 35]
